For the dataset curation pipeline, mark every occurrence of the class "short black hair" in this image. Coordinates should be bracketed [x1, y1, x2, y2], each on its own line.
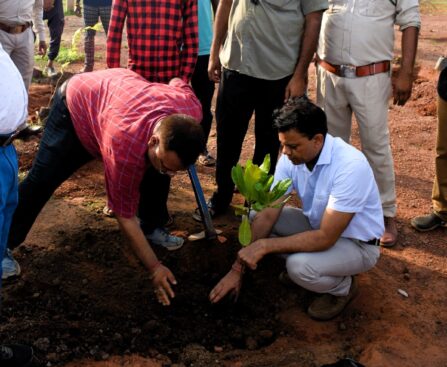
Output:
[159, 114, 205, 167]
[273, 97, 328, 139]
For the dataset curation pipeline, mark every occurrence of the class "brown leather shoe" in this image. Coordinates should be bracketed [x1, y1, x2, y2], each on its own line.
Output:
[380, 216, 398, 247]
[307, 277, 358, 321]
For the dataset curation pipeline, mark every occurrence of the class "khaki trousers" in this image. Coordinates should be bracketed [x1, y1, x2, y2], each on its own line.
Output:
[316, 67, 396, 217]
[432, 96, 447, 219]
[0, 28, 34, 91]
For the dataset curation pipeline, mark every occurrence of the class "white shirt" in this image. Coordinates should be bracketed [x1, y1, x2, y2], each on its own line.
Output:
[0, 43, 28, 135]
[317, 0, 420, 66]
[274, 134, 384, 241]
[0, 0, 46, 42]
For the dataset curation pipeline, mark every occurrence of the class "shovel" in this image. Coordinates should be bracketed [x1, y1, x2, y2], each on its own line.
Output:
[187, 165, 217, 240]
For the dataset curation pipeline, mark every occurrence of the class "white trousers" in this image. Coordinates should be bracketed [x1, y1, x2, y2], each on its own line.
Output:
[316, 66, 396, 217]
[272, 207, 380, 296]
[0, 28, 35, 91]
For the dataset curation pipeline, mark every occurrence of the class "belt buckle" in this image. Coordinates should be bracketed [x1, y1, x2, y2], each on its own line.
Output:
[340, 64, 356, 78]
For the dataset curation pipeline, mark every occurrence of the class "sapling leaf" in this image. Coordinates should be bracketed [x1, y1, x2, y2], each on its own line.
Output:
[259, 154, 271, 174]
[239, 215, 251, 246]
[231, 164, 247, 197]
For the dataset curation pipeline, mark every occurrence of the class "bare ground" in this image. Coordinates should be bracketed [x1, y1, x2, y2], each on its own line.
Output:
[1, 14, 446, 367]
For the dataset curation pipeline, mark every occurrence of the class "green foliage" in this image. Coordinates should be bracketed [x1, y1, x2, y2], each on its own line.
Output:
[231, 154, 292, 247]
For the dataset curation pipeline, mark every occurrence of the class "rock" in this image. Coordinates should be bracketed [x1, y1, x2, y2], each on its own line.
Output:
[404, 273, 410, 281]
[214, 346, 223, 352]
[245, 336, 257, 350]
[35, 337, 50, 352]
[338, 322, 347, 331]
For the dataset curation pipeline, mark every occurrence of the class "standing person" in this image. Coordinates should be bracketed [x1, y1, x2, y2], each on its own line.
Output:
[192, 0, 218, 167]
[210, 99, 383, 321]
[2, 68, 205, 306]
[105, 0, 199, 248]
[75, 0, 113, 73]
[0, 0, 47, 90]
[106, 0, 198, 83]
[315, 0, 420, 247]
[196, 0, 328, 219]
[411, 62, 447, 231]
[0, 42, 35, 367]
[43, 0, 65, 77]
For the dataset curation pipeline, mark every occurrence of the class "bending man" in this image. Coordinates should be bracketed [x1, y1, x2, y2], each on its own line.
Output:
[3, 68, 205, 306]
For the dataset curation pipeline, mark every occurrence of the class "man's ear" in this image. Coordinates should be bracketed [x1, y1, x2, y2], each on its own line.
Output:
[313, 133, 324, 149]
[148, 135, 159, 147]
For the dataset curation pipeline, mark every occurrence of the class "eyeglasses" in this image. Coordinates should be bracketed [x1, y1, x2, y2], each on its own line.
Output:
[158, 159, 177, 177]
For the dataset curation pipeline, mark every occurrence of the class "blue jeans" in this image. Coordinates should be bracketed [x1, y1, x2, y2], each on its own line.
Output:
[0, 144, 18, 281]
[7, 89, 93, 250]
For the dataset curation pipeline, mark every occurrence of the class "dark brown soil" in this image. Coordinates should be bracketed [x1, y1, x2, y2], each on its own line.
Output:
[1, 12, 446, 367]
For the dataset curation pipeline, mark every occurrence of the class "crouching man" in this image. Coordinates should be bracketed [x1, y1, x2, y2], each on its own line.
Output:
[3, 68, 205, 306]
[210, 98, 383, 320]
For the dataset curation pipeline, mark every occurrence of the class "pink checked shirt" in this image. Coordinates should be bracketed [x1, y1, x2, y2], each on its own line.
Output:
[66, 68, 202, 218]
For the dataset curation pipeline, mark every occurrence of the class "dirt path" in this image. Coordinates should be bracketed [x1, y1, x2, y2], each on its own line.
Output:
[2, 13, 446, 367]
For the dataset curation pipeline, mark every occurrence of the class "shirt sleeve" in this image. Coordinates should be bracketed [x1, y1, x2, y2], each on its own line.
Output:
[32, 0, 46, 43]
[327, 158, 375, 213]
[106, 0, 127, 68]
[396, 0, 421, 30]
[180, 0, 199, 82]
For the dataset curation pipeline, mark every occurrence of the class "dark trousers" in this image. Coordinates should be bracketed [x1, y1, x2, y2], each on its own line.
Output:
[191, 54, 215, 150]
[211, 69, 291, 212]
[44, 0, 65, 61]
[8, 89, 93, 249]
[138, 167, 171, 233]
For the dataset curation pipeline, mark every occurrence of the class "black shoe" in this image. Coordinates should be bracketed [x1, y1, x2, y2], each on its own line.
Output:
[0, 344, 33, 367]
[16, 125, 43, 140]
[411, 212, 446, 232]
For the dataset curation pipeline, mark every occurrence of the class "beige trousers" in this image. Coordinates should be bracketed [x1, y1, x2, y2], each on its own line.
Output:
[432, 96, 447, 219]
[0, 28, 35, 91]
[316, 67, 396, 217]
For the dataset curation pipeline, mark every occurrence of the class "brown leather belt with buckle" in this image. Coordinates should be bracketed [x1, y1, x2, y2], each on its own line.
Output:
[0, 21, 32, 34]
[317, 57, 390, 79]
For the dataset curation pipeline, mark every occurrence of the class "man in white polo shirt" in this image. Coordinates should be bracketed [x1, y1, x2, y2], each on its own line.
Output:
[209, 98, 383, 320]
[0, 42, 34, 366]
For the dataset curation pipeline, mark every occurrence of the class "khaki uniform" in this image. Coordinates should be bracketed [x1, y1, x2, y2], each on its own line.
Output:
[316, 0, 420, 217]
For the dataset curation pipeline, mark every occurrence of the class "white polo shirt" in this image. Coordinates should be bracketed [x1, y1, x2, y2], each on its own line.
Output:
[0, 43, 28, 135]
[274, 134, 384, 241]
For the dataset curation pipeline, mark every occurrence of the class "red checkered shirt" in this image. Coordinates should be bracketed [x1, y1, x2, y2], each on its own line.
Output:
[106, 0, 198, 83]
[66, 68, 202, 218]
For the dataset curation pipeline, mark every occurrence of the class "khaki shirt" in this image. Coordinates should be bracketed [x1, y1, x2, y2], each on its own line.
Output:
[0, 0, 46, 42]
[220, 0, 328, 80]
[317, 0, 420, 66]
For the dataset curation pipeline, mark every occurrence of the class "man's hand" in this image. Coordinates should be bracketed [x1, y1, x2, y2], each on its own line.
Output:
[393, 70, 413, 106]
[38, 41, 47, 56]
[284, 74, 307, 102]
[152, 264, 177, 306]
[237, 240, 267, 270]
[208, 54, 222, 82]
[209, 268, 243, 303]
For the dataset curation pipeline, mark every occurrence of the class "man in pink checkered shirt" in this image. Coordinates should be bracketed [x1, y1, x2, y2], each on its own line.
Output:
[4, 68, 205, 306]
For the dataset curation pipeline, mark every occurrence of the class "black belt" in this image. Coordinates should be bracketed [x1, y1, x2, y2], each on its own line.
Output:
[361, 238, 380, 246]
[0, 21, 32, 34]
[0, 127, 25, 147]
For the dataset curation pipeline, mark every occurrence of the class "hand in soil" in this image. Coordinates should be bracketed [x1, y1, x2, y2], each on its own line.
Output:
[209, 269, 242, 303]
[152, 265, 177, 306]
